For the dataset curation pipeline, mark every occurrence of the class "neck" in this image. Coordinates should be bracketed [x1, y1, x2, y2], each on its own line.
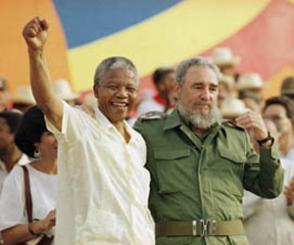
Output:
[113, 121, 130, 143]
[194, 128, 206, 137]
[0, 145, 23, 172]
[31, 156, 57, 175]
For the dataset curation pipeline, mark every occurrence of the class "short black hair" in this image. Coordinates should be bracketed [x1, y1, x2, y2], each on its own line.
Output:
[0, 111, 23, 133]
[152, 67, 174, 87]
[15, 106, 48, 158]
[264, 96, 294, 119]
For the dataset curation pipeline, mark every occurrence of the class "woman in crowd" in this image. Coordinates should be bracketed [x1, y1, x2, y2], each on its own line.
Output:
[0, 106, 57, 245]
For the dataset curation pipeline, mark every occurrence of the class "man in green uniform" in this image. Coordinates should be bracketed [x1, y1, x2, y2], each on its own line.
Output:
[134, 57, 283, 245]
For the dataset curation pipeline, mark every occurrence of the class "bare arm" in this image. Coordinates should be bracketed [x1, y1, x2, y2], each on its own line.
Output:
[1, 210, 55, 245]
[23, 17, 63, 130]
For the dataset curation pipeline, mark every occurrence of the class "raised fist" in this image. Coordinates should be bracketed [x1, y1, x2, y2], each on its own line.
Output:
[23, 17, 49, 51]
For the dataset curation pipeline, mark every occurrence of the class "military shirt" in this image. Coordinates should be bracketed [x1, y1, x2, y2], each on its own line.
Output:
[134, 109, 284, 245]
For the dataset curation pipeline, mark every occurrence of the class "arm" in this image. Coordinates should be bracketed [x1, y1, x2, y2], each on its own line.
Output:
[1, 210, 55, 245]
[236, 111, 283, 197]
[23, 17, 63, 130]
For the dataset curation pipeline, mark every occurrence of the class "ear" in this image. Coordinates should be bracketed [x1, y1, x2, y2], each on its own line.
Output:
[175, 83, 180, 98]
[93, 84, 99, 99]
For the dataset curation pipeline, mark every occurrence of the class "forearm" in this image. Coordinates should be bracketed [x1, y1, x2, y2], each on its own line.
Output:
[2, 224, 36, 245]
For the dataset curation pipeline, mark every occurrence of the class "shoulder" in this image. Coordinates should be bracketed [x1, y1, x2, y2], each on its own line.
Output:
[137, 111, 166, 121]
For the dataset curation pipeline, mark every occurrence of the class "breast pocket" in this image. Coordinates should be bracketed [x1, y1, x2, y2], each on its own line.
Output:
[154, 148, 195, 194]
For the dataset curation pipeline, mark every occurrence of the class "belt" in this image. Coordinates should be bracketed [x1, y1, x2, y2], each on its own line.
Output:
[156, 219, 244, 237]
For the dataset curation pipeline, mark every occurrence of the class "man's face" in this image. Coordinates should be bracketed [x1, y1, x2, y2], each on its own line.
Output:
[177, 66, 220, 129]
[94, 68, 138, 123]
[0, 118, 14, 155]
[263, 104, 292, 134]
[178, 66, 219, 115]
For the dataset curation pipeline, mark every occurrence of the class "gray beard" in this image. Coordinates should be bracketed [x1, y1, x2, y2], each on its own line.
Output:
[177, 102, 222, 129]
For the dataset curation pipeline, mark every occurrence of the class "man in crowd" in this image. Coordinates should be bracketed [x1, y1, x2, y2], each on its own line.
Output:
[135, 57, 283, 245]
[244, 96, 294, 245]
[23, 17, 154, 245]
[0, 110, 28, 193]
[137, 66, 177, 116]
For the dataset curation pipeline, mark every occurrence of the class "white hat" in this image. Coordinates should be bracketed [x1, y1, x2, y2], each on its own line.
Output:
[221, 98, 248, 119]
[211, 47, 240, 67]
[53, 79, 79, 101]
[12, 85, 35, 104]
[237, 73, 264, 91]
[219, 74, 235, 88]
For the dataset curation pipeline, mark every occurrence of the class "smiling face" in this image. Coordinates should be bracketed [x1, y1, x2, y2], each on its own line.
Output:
[94, 68, 138, 124]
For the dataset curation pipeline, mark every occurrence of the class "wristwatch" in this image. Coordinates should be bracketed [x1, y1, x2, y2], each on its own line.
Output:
[256, 131, 274, 146]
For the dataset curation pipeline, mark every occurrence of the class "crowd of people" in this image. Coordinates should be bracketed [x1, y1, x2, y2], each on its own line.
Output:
[0, 16, 294, 245]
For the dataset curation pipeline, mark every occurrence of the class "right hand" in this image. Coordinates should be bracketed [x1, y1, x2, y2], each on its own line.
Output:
[22, 17, 49, 51]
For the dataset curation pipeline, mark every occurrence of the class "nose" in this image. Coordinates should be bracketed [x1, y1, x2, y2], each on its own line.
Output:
[200, 87, 210, 100]
[116, 87, 128, 98]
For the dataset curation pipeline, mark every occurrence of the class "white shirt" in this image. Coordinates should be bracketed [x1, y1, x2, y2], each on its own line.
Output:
[0, 164, 57, 231]
[0, 154, 29, 194]
[46, 102, 154, 245]
[243, 157, 294, 245]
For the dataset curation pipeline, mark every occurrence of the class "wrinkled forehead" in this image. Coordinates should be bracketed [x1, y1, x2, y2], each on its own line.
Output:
[185, 65, 219, 85]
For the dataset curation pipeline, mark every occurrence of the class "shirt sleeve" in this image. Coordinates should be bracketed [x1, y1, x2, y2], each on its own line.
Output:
[45, 101, 92, 144]
[243, 135, 284, 199]
[0, 167, 26, 231]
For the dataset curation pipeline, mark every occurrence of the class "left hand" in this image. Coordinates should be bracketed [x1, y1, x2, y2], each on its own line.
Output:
[235, 111, 268, 141]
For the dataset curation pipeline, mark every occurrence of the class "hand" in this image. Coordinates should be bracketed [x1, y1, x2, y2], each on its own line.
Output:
[23, 17, 49, 51]
[285, 177, 294, 206]
[31, 210, 56, 234]
[235, 111, 268, 141]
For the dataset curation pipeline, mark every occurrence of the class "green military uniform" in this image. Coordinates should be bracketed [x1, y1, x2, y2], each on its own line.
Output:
[134, 109, 284, 245]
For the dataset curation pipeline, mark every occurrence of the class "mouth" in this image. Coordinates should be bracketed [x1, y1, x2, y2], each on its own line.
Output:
[111, 101, 129, 108]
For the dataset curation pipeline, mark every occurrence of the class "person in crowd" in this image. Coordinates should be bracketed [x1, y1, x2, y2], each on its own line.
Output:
[134, 57, 283, 245]
[12, 85, 35, 113]
[237, 73, 264, 99]
[0, 75, 10, 112]
[53, 79, 80, 106]
[22, 17, 154, 245]
[0, 106, 57, 245]
[137, 66, 177, 116]
[281, 76, 294, 101]
[210, 47, 240, 77]
[243, 96, 294, 245]
[217, 74, 236, 107]
[0, 110, 28, 193]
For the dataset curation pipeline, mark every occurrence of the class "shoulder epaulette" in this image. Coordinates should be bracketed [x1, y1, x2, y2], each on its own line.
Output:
[138, 111, 166, 120]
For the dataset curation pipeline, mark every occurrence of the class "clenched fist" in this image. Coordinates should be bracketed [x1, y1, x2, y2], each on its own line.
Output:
[23, 17, 49, 51]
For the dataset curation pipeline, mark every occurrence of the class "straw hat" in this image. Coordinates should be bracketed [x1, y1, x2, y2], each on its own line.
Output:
[12, 85, 35, 105]
[221, 98, 248, 119]
[211, 47, 240, 67]
[219, 74, 235, 88]
[53, 79, 79, 101]
[237, 73, 264, 91]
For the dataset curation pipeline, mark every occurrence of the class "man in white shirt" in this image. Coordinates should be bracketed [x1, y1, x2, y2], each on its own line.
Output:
[0, 110, 28, 193]
[22, 17, 154, 245]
